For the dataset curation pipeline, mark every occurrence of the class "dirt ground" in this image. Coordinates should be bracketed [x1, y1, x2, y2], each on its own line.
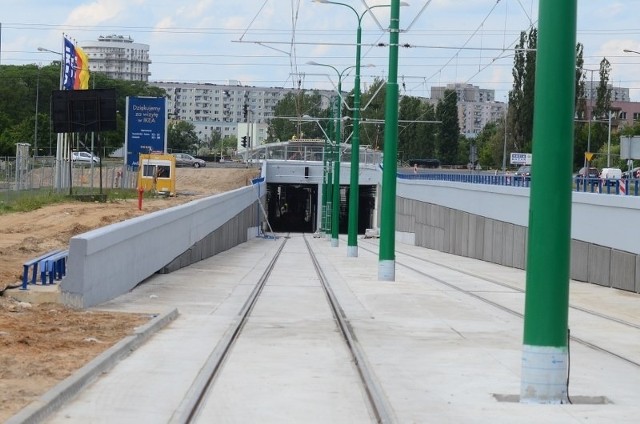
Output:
[0, 166, 260, 422]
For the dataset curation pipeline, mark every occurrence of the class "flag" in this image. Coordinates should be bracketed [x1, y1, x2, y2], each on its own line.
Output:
[63, 36, 90, 90]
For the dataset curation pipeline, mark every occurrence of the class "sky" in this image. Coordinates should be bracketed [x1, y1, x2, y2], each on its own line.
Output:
[3, 0, 640, 100]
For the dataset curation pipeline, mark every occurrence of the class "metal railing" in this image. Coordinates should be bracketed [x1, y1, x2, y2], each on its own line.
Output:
[397, 170, 639, 196]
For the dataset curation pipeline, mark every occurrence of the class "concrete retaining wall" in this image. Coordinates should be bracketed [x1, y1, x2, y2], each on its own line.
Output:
[396, 179, 640, 293]
[61, 182, 266, 308]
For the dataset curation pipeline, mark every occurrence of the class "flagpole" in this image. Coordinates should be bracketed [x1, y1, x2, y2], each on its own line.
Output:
[54, 35, 65, 191]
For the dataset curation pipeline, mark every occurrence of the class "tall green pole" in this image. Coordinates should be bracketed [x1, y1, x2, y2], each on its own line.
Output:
[520, 0, 577, 404]
[378, 0, 400, 281]
[347, 18, 363, 257]
[321, 130, 328, 234]
[331, 80, 342, 248]
[325, 97, 336, 239]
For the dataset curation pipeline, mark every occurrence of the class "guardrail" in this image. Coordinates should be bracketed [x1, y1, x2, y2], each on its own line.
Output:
[397, 171, 640, 195]
[21, 249, 68, 290]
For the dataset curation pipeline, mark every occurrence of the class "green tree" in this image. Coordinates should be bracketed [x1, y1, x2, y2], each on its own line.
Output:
[508, 28, 536, 153]
[358, 78, 387, 150]
[575, 43, 587, 120]
[267, 91, 328, 142]
[476, 121, 504, 169]
[398, 96, 437, 160]
[168, 120, 199, 153]
[593, 58, 612, 119]
[436, 89, 460, 165]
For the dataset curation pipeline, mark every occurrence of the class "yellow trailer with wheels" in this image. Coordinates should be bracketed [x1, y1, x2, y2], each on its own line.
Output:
[137, 153, 176, 196]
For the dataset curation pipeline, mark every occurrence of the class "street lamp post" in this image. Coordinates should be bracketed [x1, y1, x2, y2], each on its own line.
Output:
[307, 61, 355, 247]
[34, 64, 40, 158]
[378, 0, 402, 281]
[314, 0, 405, 258]
[38, 47, 65, 189]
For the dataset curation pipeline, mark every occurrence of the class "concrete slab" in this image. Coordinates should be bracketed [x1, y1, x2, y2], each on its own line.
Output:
[21, 234, 640, 423]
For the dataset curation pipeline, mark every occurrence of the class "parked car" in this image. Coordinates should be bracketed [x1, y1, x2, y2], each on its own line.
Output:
[577, 166, 600, 179]
[174, 153, 206, 168]
[71, 151, 100, 164]
[600, 167, 622, 187]
[514, 165, 531, 180]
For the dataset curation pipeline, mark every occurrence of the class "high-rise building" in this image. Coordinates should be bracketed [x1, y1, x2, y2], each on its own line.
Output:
[430, 83, 506, 138]
[81, 35, 151, 82]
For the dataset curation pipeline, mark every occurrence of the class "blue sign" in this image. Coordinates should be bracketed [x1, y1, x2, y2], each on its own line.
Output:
[125, 97, 167, 167]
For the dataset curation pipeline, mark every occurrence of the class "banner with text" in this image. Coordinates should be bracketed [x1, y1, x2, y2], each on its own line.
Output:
[125, 96, 167, 168]
[510, 152, 532, 165]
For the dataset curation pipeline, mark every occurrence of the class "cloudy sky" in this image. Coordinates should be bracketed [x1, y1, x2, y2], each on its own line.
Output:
[3, 0, 640, 99]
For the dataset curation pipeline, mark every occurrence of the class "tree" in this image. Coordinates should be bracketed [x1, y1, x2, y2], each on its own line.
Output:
[507, 28, 536, 153]
[475, 121, 504, 169]
[593, 58, 612, 119]
[358, 78, 387, 149]
[436, 89, 460, 165]
[168, 120, 199, 153]
[398, 96, 437, 160]
[267, 91, 328, 142]
[575, 43, 587, 120]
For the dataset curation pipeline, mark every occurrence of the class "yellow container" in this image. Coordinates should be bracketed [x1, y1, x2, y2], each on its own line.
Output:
[137, 153, 176, 196]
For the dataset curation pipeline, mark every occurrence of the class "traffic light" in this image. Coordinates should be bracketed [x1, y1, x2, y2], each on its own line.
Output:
[241, 136, 247, 148]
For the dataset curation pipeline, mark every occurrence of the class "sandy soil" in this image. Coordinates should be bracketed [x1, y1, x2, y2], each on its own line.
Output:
[0, 166, 260, 422]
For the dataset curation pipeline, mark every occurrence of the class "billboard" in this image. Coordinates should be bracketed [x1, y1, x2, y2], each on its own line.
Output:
[125, 96, 167, 168]
[510, 152, 532, 165]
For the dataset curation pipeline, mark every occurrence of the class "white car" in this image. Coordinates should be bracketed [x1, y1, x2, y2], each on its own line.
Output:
[72, 151, 100, 164]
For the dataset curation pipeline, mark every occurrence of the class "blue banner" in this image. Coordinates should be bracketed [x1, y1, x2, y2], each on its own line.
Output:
[125, 97, 167, 168]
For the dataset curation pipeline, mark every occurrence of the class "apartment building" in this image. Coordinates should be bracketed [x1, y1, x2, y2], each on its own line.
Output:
[430, 83, 507, 138]
[81, 35, 151, 82]
[151, 80, 335, 144]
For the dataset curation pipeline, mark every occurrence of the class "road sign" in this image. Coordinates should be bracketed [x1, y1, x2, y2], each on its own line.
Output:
[585, 152, 594, 161]
[510, 152, 532, 165]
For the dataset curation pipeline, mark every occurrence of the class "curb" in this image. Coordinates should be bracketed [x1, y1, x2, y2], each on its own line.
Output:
[6, 308, 180, 424]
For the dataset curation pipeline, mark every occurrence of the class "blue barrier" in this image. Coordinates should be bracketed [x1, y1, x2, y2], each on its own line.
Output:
[398, 171, 639, 195]
[39, 250, 69, 285]
[21, 249, 64, 290]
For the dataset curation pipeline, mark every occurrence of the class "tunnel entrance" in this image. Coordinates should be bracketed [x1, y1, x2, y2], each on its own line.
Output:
[266, 183, 377, 234]
[267, 183, 318, 233]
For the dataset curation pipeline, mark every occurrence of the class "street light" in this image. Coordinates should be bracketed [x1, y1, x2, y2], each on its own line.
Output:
[313, 0, 407, 258]
[38, 47, 66, 188]
[379, 0, 402, 281]
[302, 116, 332, 235]
[306, 61, 353, 248]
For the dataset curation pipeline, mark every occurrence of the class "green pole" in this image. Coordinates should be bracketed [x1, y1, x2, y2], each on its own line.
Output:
[347, 18, 363, 257]
[378, 0, 400, 281]
[331, 80, 342, 247]
[321, 130, 328, 234]
[326, 144, 333, 238]
[520, 0, 577, 404]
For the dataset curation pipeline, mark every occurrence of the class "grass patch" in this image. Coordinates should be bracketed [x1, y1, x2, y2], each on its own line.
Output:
[0, 188, 144, 215]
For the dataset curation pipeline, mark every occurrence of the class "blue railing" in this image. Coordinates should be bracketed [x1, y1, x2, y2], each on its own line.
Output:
[397, 171, 640, 196]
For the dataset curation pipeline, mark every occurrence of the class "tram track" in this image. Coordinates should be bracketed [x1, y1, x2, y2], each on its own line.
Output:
[358, 238, 640, 369]
[172, 234, 393, 424]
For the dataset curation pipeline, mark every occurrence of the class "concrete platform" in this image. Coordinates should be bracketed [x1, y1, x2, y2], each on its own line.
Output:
[13, 234, 640, 423]
[5, 283, 60, 304]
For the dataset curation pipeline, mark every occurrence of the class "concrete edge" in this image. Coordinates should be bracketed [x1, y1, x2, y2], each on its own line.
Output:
[5, 308, 180, 424]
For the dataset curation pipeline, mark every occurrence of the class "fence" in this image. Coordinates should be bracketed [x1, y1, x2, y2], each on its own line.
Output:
[0, 156, 138, 203]
[397, 170, 640, 196]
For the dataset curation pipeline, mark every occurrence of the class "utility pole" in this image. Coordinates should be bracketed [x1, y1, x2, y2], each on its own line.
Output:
[378, 0, 401, 281]
[520, 0, 577, 404]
